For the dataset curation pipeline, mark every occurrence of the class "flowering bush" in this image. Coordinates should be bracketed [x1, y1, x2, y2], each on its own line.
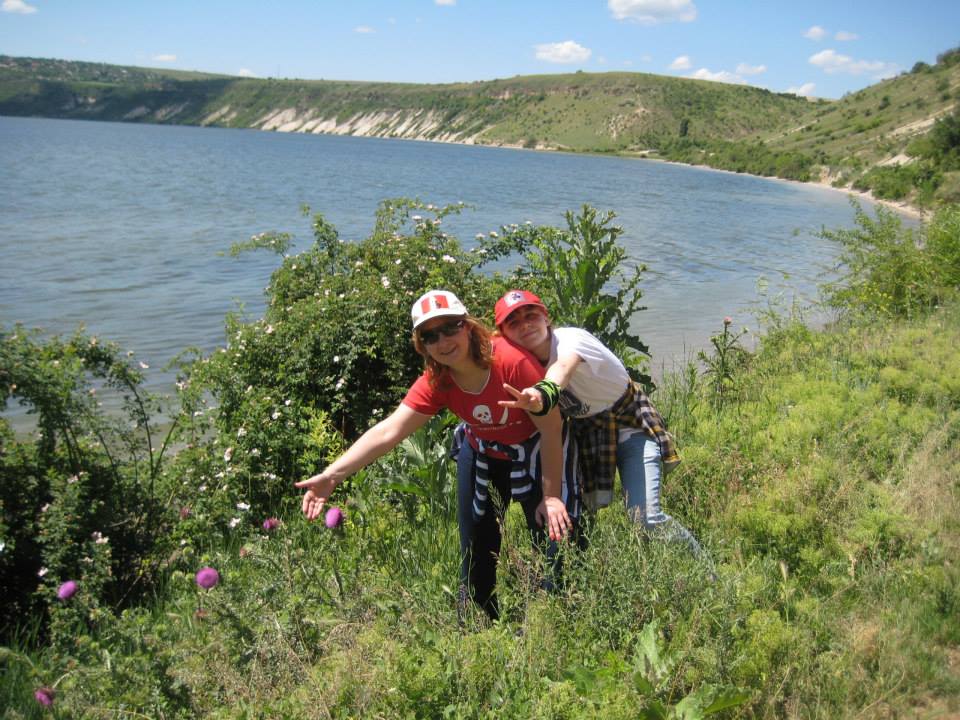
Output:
[0, 327, 188, 642]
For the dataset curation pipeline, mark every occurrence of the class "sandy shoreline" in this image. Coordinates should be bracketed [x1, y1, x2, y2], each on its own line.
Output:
[623, 153, 927, 220]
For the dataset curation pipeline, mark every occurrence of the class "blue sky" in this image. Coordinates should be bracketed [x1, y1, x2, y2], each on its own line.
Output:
[2, 0, 957, 99]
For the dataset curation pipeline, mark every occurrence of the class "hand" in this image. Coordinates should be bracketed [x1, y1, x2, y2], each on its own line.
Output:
[535, 495, 572, 541]
[498, 383, 543, 413]
[294, 471, 339, 521]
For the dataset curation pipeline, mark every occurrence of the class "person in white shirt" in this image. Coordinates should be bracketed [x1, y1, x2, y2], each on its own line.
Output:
[494, 289, 707, 561]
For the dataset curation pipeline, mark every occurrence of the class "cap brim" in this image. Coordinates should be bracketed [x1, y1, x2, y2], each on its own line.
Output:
[413, 308, 467, 330]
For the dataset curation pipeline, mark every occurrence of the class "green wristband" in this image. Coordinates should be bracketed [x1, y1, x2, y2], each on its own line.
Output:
[531, 379, 561, 416]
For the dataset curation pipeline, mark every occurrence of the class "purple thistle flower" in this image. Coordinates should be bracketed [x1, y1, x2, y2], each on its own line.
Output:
[195, 566, 220, 590]
[34, 687, 55, 707]
[57, 580, 78, 601]
[262, 517, 280, 532]
[324, 506, 344, 529]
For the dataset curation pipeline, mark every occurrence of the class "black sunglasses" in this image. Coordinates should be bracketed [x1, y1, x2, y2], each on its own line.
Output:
[419, 318, 466, 345]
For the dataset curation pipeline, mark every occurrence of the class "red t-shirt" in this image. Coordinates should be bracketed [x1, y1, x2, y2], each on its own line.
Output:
[402, 336, 545, 447]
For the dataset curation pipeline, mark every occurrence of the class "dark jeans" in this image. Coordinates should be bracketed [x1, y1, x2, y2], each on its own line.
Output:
[456, 440, 581, 620]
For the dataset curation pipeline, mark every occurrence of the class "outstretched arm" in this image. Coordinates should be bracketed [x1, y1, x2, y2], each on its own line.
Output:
[295, 403, 431, 520]
[499, 351, 583, 412]
[529, 407, 572, 541]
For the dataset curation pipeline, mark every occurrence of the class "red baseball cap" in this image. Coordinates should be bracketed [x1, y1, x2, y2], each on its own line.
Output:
[494, 289, 547, 327]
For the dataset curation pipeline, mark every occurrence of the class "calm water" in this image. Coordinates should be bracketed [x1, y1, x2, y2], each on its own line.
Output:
[1, 115, 891, 416]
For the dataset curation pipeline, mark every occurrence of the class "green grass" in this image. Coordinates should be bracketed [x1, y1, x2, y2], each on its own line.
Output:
[4, 297, 959, 718]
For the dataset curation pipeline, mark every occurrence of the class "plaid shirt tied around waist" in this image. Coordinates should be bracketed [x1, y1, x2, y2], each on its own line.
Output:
[573, 381, 680, 510]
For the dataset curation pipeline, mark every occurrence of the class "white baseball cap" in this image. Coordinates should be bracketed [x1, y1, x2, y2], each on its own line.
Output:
[411, 290, 468, 330]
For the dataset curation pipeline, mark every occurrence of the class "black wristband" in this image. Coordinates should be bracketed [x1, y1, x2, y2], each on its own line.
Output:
[531, 379, 561, 416]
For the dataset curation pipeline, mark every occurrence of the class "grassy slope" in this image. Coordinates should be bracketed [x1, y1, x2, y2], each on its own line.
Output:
[757, 61, 960, 169]
[0, 55, 813, 149]
[6, 297, 957, 718]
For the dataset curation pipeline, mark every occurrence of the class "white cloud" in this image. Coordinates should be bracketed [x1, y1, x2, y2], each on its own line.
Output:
[690, 68, 747, 85]
[803, 25, 827, 41]
[354, 25, 375, 34]
[2, 0, 38, 14]
[834, 30, 858, 41]
[534, 40, 592, 64]
[608, 0, 697, 25]
[669, 55, 692, 70]
[237, 68, 256, 77]
[787, 82, 816, 97]
[809, 49, 898, 78]
[435, 0, 456, 5]
[153, 54, 177, 63]
[736, 62, 766, 76]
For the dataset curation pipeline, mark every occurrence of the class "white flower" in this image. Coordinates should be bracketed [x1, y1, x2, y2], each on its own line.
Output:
[333, 355, 340, 363]
[198, 484, 207, 492]
[475, 233, 484, 240]
[236, 502, 250, 511]
[265, 324, 275, 334]
[67, 475, 78, 484]
[0, 541, 5, 553]
[271, 411, 280, 420]
[284, 399, 291, 406]
[381, 276, 390, 288]
[441, 255, 456, 264]
[224, 447, 233, 463]
[412, 215, 422, 221]
[139, 361, 149, 369]
[395, 258, 402, 265]
[91, 531, 108, 544]
[229, 517, 242, 528]
[335, 378, 345, 390]
[488, 231, 499, 238]
[41, 503, 50, 513]
[237, 427, 247, 438]
[250, 448, 260, 457]
[37, 567, 48, 577]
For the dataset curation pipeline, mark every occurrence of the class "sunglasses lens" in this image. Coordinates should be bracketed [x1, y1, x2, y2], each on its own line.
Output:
[420, 319, 464, 345]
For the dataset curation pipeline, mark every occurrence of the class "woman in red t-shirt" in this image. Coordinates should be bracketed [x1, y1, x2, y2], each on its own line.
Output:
[296, 289, 573, 620]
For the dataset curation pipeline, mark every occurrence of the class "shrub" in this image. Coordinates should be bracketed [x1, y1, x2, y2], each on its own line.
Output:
[820, 201, 934, 318]
[0, 327, 184, 641]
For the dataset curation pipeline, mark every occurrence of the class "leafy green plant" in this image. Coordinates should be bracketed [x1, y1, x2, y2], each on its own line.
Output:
[820, 201, 932, 318]
[500, 204, 652, 384]
[0, 327, 187, 640]
[697, 317, 750, 410]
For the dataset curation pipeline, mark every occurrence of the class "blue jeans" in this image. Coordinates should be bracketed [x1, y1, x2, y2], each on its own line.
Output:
[617, 432, 706, 559]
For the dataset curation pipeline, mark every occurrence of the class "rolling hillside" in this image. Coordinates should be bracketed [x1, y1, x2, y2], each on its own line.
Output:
[0, 54, 815, 151]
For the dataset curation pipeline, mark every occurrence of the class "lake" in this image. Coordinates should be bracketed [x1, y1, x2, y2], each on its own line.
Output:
[1, 115, 892, 419]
